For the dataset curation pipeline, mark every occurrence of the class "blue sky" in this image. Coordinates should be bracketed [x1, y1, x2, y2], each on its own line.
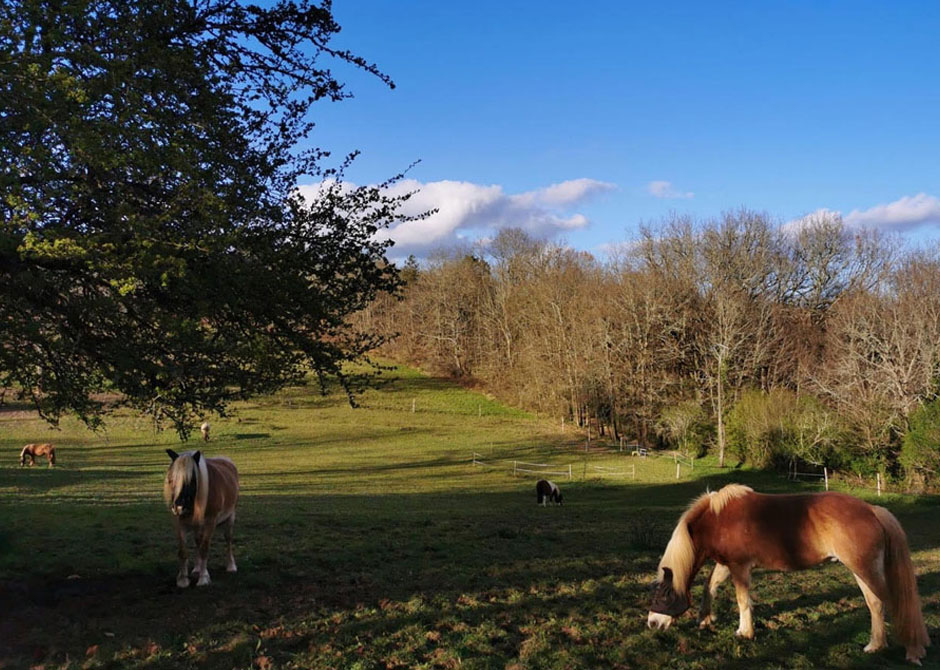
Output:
[301, 1, 940, 259]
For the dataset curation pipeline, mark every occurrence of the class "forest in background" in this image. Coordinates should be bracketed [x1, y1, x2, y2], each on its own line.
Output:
[358, 211, 940, 489]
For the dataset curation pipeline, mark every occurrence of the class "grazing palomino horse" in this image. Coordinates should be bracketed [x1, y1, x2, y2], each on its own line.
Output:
[164, 449, 239, 587]
[200, 421, 210, 442]
[20, 443, 56, 467]
[648, 484, 929, 665]
[536, 479, 563, 505]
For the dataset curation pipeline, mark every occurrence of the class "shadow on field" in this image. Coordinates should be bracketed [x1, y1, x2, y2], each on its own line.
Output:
[2, 479, 939, 669]
[0, 466, 146, 491]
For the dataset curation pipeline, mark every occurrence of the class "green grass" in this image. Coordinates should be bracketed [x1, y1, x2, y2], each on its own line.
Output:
[1, 364, 938, 669]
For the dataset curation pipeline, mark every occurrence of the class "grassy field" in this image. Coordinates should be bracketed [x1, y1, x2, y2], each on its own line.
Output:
[1, 365, 939, 669]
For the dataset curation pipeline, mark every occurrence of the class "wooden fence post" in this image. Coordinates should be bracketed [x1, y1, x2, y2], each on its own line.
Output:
[824, 467, 829, 491]
[877, 472, 882, 496]
[676, 462, 680, 479]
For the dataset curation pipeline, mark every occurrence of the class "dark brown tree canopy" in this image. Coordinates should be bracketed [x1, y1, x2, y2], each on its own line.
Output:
[1, 0, 411, 436]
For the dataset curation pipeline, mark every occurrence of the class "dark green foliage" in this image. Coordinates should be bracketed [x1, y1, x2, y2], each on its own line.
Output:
[0, 0, 411, 436]
[900, 397, 940, 489]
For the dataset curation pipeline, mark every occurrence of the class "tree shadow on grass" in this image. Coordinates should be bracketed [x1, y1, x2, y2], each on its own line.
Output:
[2, 480, 939, 669]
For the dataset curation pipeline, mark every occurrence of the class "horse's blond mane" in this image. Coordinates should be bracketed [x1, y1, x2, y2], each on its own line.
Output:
[707, 483, 753, 515]
[657, 484, 754, 596]
[163, 451, 210, 523]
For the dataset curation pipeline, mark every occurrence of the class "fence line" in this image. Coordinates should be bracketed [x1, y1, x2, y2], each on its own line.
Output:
[476, 451, 889, 498]
[514, 461, 572, 479]
[588, 464, 636, 480]
[471, 452, 490, 467]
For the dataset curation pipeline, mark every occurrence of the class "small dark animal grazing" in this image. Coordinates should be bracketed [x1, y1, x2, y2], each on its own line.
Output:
[647, 484, 929, 665]
[20, 443, 56, 467]
[536, 479, 563, 505]
[200, 421, 210, 442]
[164, 449, 239, 587]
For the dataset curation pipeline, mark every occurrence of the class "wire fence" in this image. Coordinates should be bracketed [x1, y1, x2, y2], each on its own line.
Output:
[587, 464, 636, 479]
[473, 450, 898, 497]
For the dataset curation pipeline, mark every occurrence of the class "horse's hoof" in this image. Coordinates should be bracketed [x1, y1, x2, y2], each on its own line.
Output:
[226, 563, 237, 573]
[699, 616, 714, 629]
[864, 641, 886, 653]
[176, 577, 190, 588]
[735, 629, 754, 639]
[905, 646, 926, 665]
[196, 573, 211, 586]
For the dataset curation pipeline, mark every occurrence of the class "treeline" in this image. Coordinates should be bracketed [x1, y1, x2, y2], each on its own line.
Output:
[359, 211, 940, 488]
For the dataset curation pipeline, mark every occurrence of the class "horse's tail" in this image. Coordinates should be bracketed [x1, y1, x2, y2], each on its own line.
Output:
[872, 505, 930, 660]
[19, 444, 29, 465]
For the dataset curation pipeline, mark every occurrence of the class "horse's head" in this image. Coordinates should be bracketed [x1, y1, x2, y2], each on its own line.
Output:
[647, 567, 691, 630]
[556, 491, 563, 505]
[165, 449, 201, 517]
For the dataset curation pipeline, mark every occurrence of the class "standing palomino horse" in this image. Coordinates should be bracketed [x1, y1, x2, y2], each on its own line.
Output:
[20, 443, 56, 467]
[648, 484, 929, 664]
[164, 449, 239, 587]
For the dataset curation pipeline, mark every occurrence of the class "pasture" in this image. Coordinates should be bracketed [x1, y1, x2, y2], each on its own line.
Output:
[1, 365, 939, 669]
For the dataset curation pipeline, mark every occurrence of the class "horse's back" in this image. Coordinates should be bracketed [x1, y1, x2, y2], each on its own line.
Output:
[205, 457, 239, 519]
[705, 491, 882, 570]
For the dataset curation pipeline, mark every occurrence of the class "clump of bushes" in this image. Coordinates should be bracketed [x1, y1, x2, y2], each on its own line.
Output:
[657, 400, 710, 458]
[900, 397, 940, 491]
[725, 390, 842, 470]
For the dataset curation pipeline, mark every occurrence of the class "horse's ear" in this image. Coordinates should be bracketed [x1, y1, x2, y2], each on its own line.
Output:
[662, 567, 674, 584]
[166, 449, 179, 461]
[193, 451, 201, 464]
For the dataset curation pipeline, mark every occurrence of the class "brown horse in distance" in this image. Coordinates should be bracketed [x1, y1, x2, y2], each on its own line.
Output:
[164, 449, 239, 587]
[648, 484, 929, 664]
[20, 443, 56, 467]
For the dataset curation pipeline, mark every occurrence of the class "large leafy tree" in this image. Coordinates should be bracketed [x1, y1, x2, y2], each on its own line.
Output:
[1, 0, 409, 436]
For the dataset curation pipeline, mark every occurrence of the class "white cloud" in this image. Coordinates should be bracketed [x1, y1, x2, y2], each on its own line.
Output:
[299, 177, 615, 258]
[647, 180, 694, 199]
[843, 193, 940, 231]
[781, 208, 843, 236]
[784, 194, 940, 235]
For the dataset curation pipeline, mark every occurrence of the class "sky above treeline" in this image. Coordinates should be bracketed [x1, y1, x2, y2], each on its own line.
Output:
[301, 1, 940, 260]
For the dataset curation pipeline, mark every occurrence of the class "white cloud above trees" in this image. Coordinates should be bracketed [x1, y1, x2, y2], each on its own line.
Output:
[786, 193, 940, 234]
[298, 178, 615, 258]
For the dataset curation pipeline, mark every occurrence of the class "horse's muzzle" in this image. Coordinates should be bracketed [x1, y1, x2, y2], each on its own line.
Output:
[647, 612, 674, 631]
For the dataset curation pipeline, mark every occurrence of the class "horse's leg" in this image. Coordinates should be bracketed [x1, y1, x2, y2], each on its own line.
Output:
[729, 564, 755, 639]
[195, 522, 214, 586]
[852, 570, 889, 653]
[223, 516, 237, 573]
[175, 521, 190, 588]
[699, 563, 731, 629]
[190, 526, 204, 578]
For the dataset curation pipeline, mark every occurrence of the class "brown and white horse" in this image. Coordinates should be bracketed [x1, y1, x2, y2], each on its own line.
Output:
[536, 479, 563, 505]
[647, 484, 929, 664]
[20, 443, 56, 467]
[164, 449, 239, 588]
